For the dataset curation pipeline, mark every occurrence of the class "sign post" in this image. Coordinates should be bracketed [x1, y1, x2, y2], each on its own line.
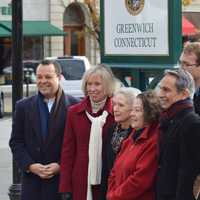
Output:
[100, 0, 182, 70]
[9, 0, 23, 199]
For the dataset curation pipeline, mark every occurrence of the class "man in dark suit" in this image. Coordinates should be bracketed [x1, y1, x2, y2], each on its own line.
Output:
[9, 59, 79, 200]
[156, 69, 200, 200]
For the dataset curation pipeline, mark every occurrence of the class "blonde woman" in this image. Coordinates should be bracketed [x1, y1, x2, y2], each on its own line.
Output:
[59, 65, 116, 200]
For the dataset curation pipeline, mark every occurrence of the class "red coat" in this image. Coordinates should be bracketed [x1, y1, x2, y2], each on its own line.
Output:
[107, 123, 159, 200]
[59, 97, 114, 200]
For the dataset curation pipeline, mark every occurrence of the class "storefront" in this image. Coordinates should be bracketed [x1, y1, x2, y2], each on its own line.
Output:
[0, 21, 66, 83]
[0, 0, 101, 82]
[0, 0, 66, 84]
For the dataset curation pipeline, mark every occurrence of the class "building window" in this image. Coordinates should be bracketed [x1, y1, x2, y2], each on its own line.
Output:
[24, 37, 43, 60]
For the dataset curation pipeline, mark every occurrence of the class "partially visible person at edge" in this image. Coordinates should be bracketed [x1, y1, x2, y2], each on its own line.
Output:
[59, 65, 116, 200]
[156, 69, 200, 200]
[100, 87, 141, 200]
[180, 42, 200, 199]
[180, 42, 200, 115]
[9, 59, 79, 200]
[107, 90, 162, 200]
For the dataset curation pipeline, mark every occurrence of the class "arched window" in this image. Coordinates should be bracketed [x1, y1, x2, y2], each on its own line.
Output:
[63, 3, 85, 56]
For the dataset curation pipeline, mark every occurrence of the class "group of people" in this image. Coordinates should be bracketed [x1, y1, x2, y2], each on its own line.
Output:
[9, 41, 200, 200]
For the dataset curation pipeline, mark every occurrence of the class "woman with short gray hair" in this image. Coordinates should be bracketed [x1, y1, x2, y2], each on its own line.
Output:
[100, 86, 141, 200]
[107, 90, 161, 200]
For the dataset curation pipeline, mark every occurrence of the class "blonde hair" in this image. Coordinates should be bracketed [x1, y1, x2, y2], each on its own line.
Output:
[81, 65, 116, 97]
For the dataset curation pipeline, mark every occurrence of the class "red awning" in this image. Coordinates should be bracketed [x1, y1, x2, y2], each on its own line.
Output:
[182, 16, 196, 35]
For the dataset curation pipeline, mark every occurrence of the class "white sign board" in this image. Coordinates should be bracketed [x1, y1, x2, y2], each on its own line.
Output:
[104, 0, 169, 56]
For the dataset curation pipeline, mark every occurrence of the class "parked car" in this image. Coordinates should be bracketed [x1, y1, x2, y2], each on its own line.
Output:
[45, 56, 91, 98]
[22, 60, 40, 73]
[2, 60, 40, 85]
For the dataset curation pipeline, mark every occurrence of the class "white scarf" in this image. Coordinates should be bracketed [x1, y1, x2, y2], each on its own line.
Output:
[90, 98, 107, 113]
[86, 110, 109, 200]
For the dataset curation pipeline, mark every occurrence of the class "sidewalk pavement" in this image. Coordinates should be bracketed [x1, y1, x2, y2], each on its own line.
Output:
[0, 117, 12, 200]
[0, 84, 37, 200]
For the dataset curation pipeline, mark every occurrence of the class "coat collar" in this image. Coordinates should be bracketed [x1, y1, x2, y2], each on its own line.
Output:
[132, 122, 159, 143]
[160, 98, 193, 122]
[76, 96, 113, 116]
[30, 95, 43, 145]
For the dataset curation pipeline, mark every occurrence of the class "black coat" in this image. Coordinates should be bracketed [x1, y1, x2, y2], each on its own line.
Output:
[9, 92, 78, 200]
[193, 93, 200, 116]
[156, 107, 200, 200]
[100, 124, 132, 200]
[101, 124, 116, 200]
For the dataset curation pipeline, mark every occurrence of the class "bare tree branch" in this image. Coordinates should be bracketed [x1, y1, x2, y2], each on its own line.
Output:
[85, 0, 100, 43]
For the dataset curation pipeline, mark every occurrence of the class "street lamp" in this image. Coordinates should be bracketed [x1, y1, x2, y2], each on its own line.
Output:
[8, 0, 23, 200]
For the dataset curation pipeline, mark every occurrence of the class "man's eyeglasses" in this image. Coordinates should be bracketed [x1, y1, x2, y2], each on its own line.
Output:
[179, 60, 198, 68]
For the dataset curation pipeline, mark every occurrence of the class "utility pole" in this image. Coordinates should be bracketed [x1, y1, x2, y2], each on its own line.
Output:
[8, 0, 23, 200]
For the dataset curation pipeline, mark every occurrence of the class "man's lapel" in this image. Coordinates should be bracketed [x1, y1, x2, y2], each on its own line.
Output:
[45, 93, 66, 148]
[30, 96, 43, 146]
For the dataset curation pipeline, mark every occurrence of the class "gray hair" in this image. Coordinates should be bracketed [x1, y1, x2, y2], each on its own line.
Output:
[114, 87, 141, 107]
[81, 65, 116, 97]
[164, 69, 195, 98]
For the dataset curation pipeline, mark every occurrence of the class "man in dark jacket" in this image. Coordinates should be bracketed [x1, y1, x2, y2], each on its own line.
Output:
[9, 60, 79, 200]
[156, 69, 200, 200]
[180, 42, 200, 199]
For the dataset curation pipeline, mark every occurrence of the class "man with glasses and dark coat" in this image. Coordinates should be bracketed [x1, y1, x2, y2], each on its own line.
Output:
[180, 42, 200, 115]
[180, 43, 200, 199]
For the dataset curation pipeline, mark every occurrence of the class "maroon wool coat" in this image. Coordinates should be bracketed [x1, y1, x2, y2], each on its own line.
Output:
[107, 122, 159, 200]
[59, 97, 114, 200]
